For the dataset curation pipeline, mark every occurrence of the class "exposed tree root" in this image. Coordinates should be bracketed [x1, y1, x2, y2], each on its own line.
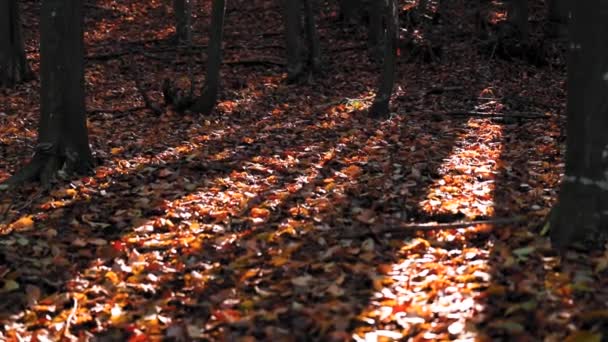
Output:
[369, 99, 390, 119]
[4, 146, 93, 188]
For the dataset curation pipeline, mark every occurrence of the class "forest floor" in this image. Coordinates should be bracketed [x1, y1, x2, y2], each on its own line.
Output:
[1, 0, 607, 341]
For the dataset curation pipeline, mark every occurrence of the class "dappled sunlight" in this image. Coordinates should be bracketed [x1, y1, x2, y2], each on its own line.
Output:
[418, 118, 504, 219]
[0, 127, 365, 338]
[3, 0, 594, 340]
[351, 113, 505, 340]
[84, 0, 174, 45]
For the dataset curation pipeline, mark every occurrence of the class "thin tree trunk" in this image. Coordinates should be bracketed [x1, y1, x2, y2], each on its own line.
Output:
[549, 0, 608, 249]
[192, 0, 226, 114]
[0, 0, 32, 88]
[546, 0, 568, 38]
[368, 0, 384, 61]
[284, 0, 303, 81]
[507, 0, 529, 42]
[338, 0, 362, 23]
[174, 0, 192, 44]
[7, 0, 92, 186]
[369, 0, 398, 118]
[303, 0, 320, 72]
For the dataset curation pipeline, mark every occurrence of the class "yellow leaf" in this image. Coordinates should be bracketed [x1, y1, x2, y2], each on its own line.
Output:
[105, 271, 120, 285]
[239, 268, 259, 283]
[270, 256, 289, 267]
[10, 216, 34, 231]
[110, 147, 123, 155]
[1, 279, 20, 292]
[110, 304, 127, 325]
[564, 331, 602, 342]
[51, 188, 77, 198]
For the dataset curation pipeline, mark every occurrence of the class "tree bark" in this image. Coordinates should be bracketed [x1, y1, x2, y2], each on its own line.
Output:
[284, 0, 304, 81]
[546, 0, 568, 38]
[367, 0, 384, 61]
[7, 0, 92, 186]
[174, 0, 192, 44]
[549, 0, 608, 249]
[192, 0, 226, 114]
[369, 0, 398, 118]
[303, 0, 320, 73]
[0, 0, 32, 88]
[507, 0, 529, 42]
[338, 0, 363, 23]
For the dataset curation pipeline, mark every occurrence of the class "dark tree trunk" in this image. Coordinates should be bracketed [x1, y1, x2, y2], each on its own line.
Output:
[0, 0, 32, 88]
[367, 0, 384, 61]
[549, 0, 608, 249]
[174, 0, 192, 44]
[507, 0, 529, 42]
[192, 0, 226, 114]
[7, 0, 92, 186]
[546, 0, 568, 38]
[284, 0, 304, 81]
[369, 0, 398, 118]
[283, 0, 320, 82]
[303, 0, 320, 73]
[338, 0, 363, 23]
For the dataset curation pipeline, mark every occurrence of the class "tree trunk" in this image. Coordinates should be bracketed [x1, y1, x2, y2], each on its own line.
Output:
[367, 0, 384, 61]
[369, 0, 398, 118]
[338, 0, 363, 23]
[0, 0, 32, 88]
[549, 0, 608, 249]
[174, 0, 192, 44]
[546, 0, 568, 38]
[284, 0, 304, 82]
[192, 0, 226, 114]
[507, 0, 529, 42]
[303, 0, 320, 72]
[7, 0, 92, 186]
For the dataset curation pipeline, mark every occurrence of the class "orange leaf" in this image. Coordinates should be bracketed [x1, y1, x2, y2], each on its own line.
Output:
[342, 165, 362, 178]
[10, 216, 34, 231]
[250, 208, 270, 219]
[213, 309, 241, 323]
[210, 210, 229, 221]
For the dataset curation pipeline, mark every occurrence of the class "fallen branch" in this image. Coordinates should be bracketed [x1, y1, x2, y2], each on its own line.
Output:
[87, 44, 207, 61]
[429, 111, 549, 119]
[345, 216, 525, 238]
[224, 58, 285, 67]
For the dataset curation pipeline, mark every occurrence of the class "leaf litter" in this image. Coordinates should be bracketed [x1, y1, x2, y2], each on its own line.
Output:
[0, 0, 607, 341]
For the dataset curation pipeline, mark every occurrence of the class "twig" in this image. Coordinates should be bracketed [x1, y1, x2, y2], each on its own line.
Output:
[13, 189, 44, 212]
[345, 216, 525, 238]
[62, 297, 78, 339]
